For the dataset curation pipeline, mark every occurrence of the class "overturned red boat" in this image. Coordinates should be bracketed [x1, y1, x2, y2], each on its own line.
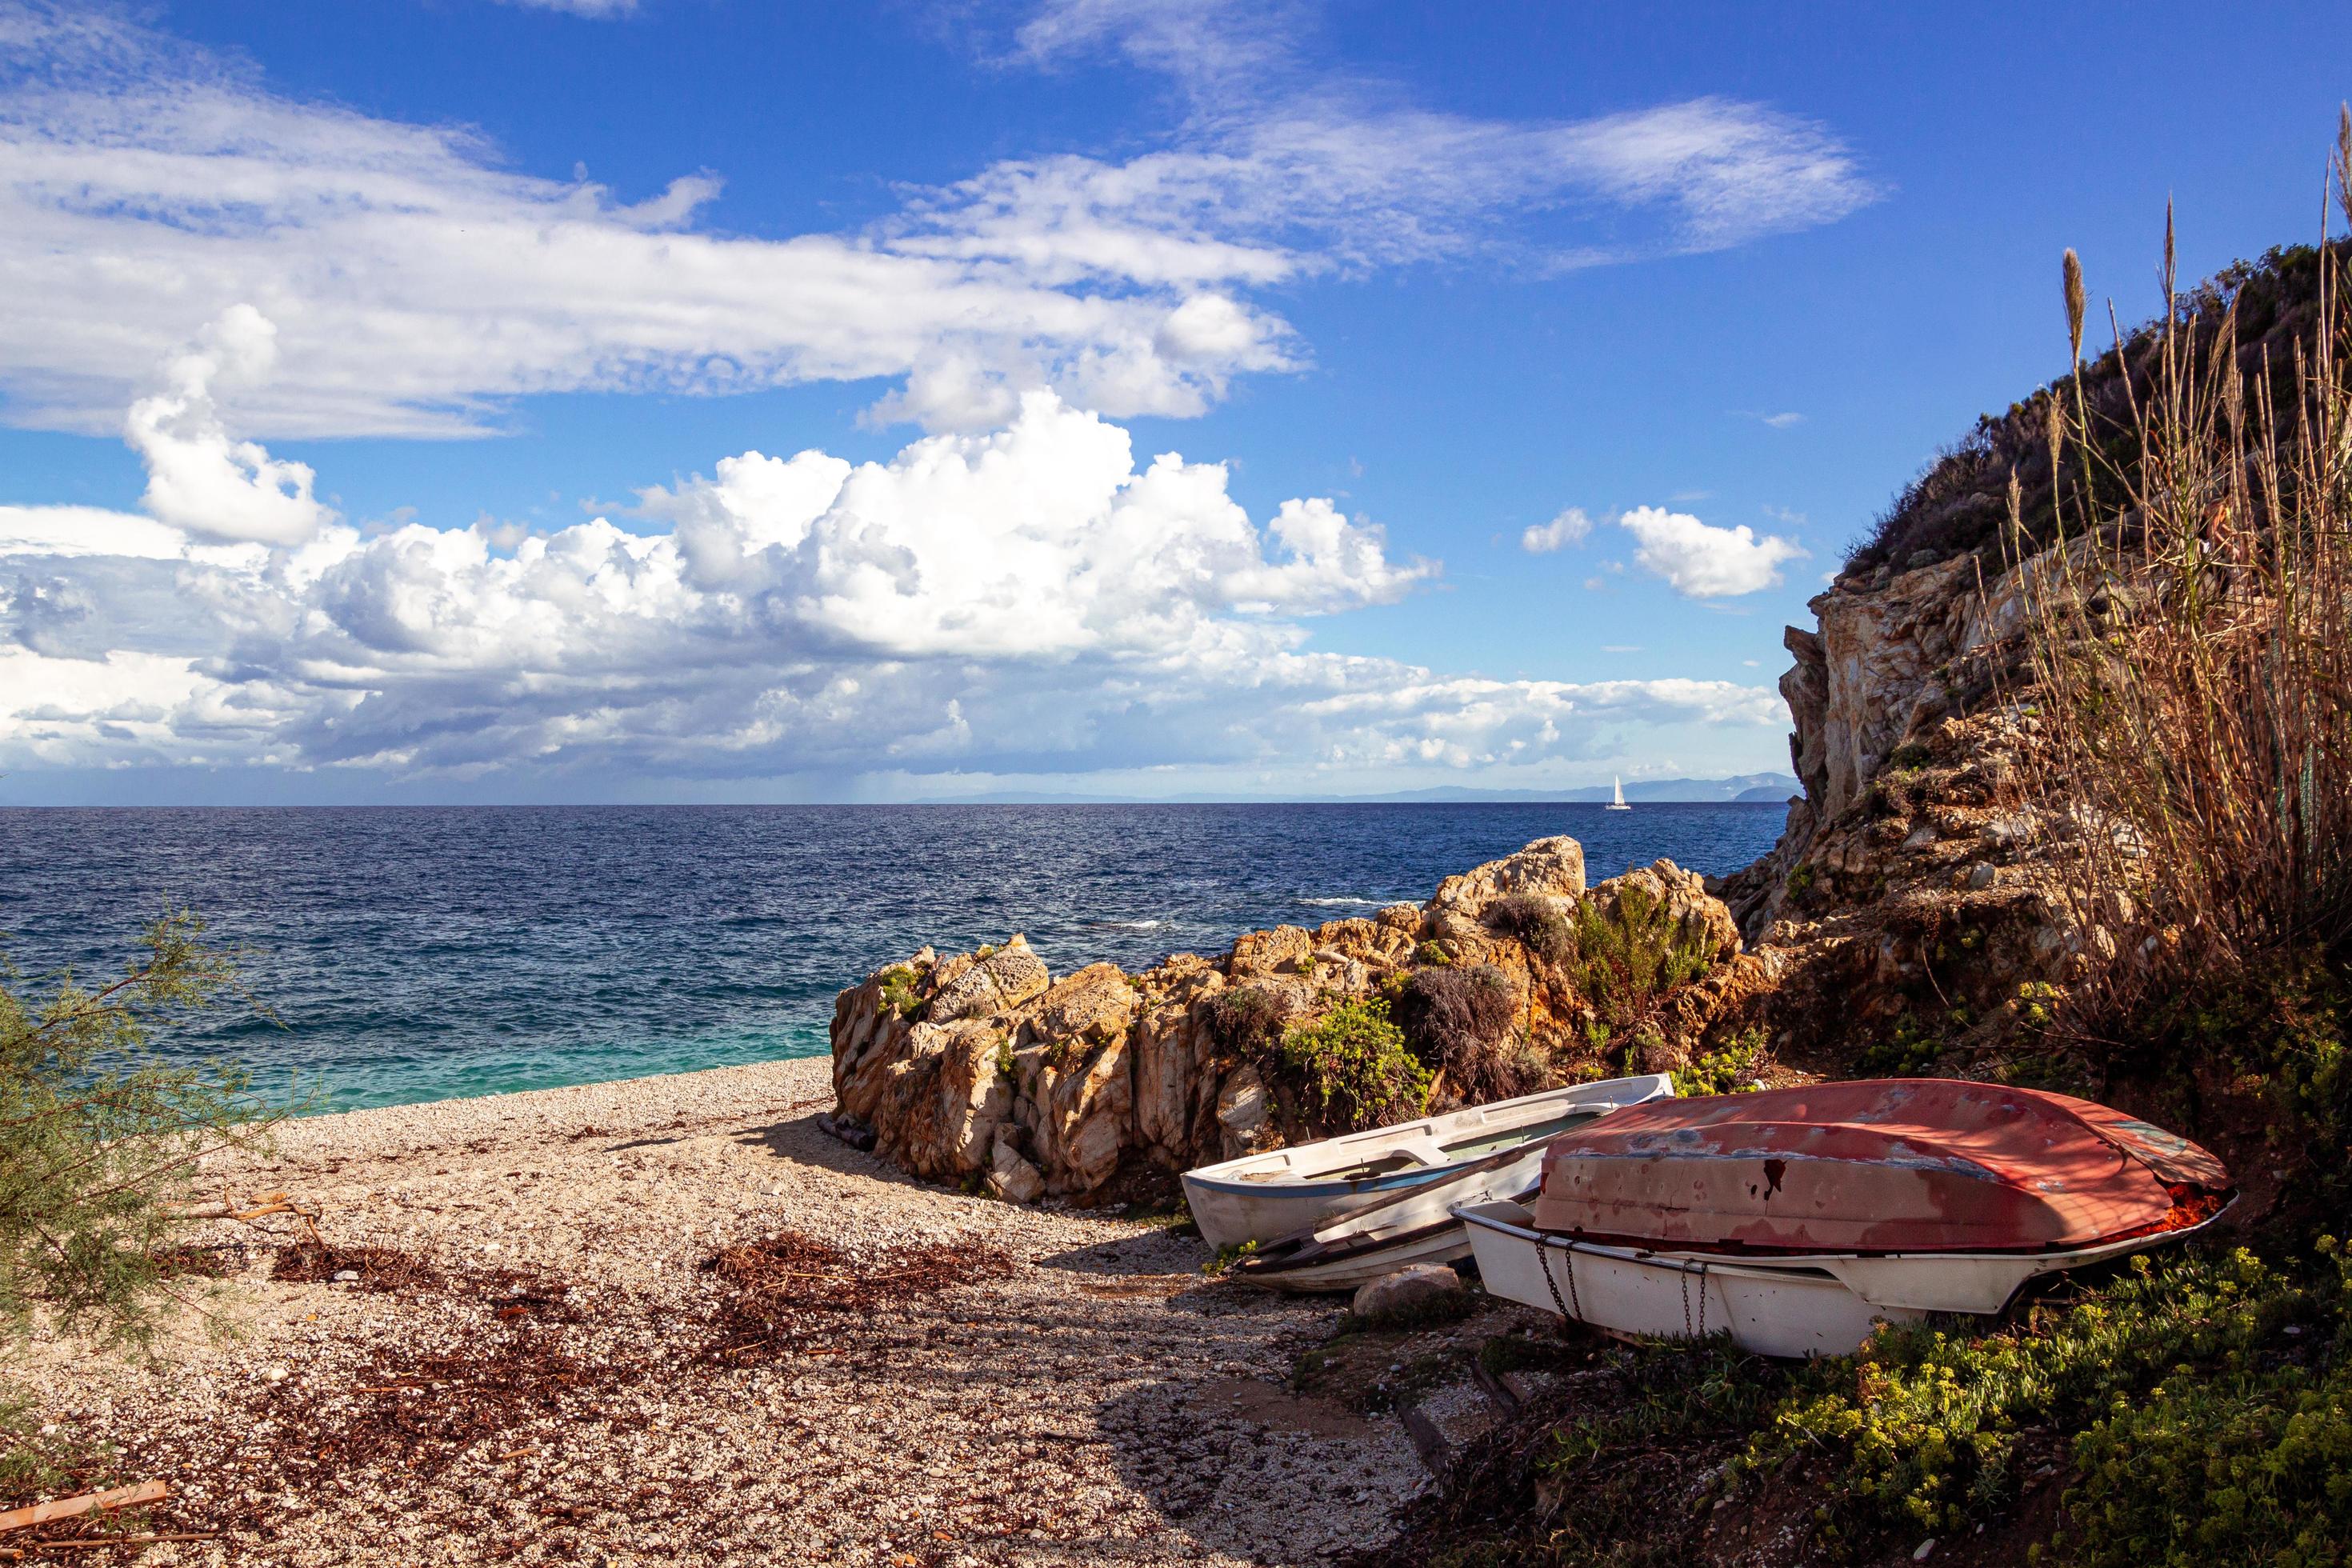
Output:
[1529, 1078, 2231, 1256]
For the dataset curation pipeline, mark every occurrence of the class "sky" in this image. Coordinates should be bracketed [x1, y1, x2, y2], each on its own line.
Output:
[2, 1, 2349, 805]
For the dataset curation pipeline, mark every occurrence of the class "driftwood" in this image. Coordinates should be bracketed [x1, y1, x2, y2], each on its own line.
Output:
[173, 1188, 323, 1246]
[0, 1481, 166, 1534]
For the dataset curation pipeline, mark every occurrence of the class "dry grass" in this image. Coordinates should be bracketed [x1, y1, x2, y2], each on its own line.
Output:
[2002, 131, 2352, 1030]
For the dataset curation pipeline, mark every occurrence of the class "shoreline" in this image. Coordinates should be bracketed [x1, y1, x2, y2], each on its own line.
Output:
[22, 1055, 1442, 1566]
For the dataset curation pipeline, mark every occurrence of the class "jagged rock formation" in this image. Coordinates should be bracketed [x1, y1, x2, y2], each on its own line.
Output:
[829, 842, 1758, 1202]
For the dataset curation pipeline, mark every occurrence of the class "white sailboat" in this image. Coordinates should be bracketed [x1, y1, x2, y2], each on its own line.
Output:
[1605, 776, 1631, 810]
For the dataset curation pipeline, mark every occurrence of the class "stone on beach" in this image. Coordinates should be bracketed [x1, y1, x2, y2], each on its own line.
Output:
[1350, 1264, 1464, 1323]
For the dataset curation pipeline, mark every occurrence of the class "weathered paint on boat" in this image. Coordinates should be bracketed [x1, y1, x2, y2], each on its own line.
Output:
[1529, 1078, 2230, 1254]
[1182, 1074, 1673, 1253]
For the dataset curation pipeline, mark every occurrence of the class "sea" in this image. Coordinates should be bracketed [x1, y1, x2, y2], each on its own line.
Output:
[0, 804, 1788, 1113]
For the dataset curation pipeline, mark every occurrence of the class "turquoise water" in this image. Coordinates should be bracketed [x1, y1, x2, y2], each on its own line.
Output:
[0, 803, 1788, 1112]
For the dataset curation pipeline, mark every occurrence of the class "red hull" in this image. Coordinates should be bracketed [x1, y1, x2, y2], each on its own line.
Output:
[1530, 1078, 2230, 1255]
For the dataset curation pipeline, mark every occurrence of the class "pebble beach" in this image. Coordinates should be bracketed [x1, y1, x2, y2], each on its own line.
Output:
[16, 1058, 1435, 1566]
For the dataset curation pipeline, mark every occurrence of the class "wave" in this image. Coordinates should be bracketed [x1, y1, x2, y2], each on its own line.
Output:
[1298, 896, 1384, 907]
[1087, 918, 1170, 930]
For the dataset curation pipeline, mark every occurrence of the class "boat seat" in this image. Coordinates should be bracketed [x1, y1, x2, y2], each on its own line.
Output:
[1396, 1135, 1453, 1168]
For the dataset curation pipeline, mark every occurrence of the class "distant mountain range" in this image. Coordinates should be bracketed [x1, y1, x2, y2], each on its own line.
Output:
[914, 774, 1802, 806]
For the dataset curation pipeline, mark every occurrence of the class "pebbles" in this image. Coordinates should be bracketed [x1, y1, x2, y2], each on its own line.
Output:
[17, 1057, 1422, 1565]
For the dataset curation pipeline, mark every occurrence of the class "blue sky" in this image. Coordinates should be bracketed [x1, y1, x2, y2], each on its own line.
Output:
[2, 0, 2348, 803]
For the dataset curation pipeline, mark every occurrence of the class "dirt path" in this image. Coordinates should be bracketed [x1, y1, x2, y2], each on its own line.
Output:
[18, 1058, 1429, 1566]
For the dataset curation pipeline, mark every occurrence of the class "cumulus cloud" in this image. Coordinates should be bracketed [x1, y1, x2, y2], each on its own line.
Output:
[1520, 507, 1591, 554]
[126, 307, 335, 546]
[0, 397, 1787, 786]
[1617, 506, 1806, 598]
[0, 2, 1876, 439]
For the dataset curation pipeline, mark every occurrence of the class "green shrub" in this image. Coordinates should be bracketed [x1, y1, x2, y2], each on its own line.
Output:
[1854, 1011, 1943, 1077]
[876, 965, 924, 1021]
[1746, 1246, 2330, 1546]
[1567, 882, 1718, 1058]
[2060, 1245, 2352, 1566]
[1415, 939, 1454, 968]
[1278, 998, 1431, 1130]
[1673, 1029, 1765, 1097]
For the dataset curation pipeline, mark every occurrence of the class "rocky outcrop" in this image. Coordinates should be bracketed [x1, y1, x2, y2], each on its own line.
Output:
[829, 839, 1745, 1202]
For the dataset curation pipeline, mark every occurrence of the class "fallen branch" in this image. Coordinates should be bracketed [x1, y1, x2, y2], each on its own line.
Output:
[0, 1482, 166, 1535]
[174, 1187, 324, 1247]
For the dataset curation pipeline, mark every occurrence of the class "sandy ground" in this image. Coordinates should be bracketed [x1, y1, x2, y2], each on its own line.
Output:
[16, 1058, 1436, 1566]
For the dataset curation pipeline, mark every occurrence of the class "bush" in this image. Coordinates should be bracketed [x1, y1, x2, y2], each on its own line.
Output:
[1394, 965, 1539, 1102]
[1746, 1246, 2334, 1546]
[1566, 882, 1718, 1058]
[1672, 1030, 1764, 1097]
[876, 965, 923, 1021]
[1, 910, 274, 1359]
[1204, 984, 1288, 1057]
[1485, 895, 1574, 966]
[1278, 998, 1431, 1130]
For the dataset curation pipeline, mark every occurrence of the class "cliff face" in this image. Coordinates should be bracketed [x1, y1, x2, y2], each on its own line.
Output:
[828, 845, 1758, 1202]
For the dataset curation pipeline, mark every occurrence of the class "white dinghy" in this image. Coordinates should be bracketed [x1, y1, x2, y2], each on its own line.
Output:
[1458, 1194, 2237, 1358]
[1183, 1074, 1673, 1257]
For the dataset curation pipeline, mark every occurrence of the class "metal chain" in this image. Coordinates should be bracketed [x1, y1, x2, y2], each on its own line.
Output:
[1678, 1258, 1714, 1342]
[1537, 1237, 1582, 1332]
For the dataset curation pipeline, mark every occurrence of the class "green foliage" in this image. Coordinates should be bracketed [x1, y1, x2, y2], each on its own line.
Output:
[991, 1037, 1016, 1081]
[1855, 1011, 1944, 1076]
[1, 910, 277, 1359]
[2062, 1242, 2352, 1567]
[1672, 1029, 1765, 1097]
[1887, 740, 1935, 773]
[1566, 883, 1718, 1057]
[2165, 956, 2352, 1210]
[1278, 998, 1431, 1130]
[1203, 1238, 1258, 1276]
[876, 964, 924, 1021]
[1744, 1246, 2342, 1552]
[1785, 862, 1818, 899]
[1415, 939, 1454, 968]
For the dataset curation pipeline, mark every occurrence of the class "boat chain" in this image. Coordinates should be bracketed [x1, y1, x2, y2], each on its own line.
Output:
[1681, 1258, 1710, 1340]
[1538, 1236, 1582, 1330]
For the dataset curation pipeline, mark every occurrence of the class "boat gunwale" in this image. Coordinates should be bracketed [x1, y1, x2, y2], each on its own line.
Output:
[1454, 1194, 2239, 1271]
[1182, 1074, 1672, 1191]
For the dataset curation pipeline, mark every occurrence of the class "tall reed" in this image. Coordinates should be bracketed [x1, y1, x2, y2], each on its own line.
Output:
[2003, 125, 2352, 1034]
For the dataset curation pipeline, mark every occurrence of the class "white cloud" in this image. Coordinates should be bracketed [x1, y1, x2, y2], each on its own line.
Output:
[126, 307, 335, 546]
[1520, 506, 1592, 554]
[1618, 505, 1806, 598]
[1759, 412, 1804, 429]
[0, 394, 1790, 786]
[0, 2, 1877, 440]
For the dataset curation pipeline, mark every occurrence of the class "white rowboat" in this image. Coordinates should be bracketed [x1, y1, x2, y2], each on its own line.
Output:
[1458, 1196, 2236, 1357]
[1183, 1074, 1673, 1255]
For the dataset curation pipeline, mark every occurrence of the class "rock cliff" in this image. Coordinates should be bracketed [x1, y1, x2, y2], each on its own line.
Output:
[829, 842, 1762, 1202]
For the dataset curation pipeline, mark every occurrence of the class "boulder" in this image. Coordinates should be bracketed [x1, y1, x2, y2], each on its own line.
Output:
[929, 936, 1051, 1023]
[1424, 837, 1586, 946]
[1350, 1263, 1464, 1322]
[986, 1132, 1046, 1203]
[1010, 963, 1140, 1194]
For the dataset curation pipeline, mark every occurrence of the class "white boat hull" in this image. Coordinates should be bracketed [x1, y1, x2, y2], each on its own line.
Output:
[1182, 1074, 1673, 1253]
[1459, 1200, 1922, 1357]
[1458, 1198, 2236, 1357]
